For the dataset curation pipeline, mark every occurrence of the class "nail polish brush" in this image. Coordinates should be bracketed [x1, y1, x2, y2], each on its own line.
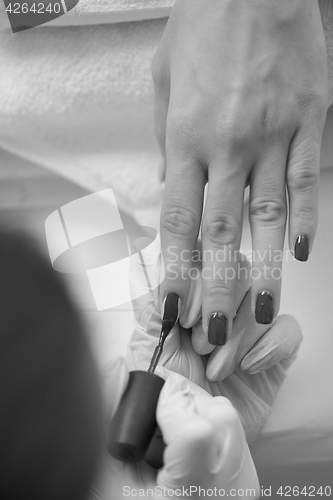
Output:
[108, 292, 180, 464]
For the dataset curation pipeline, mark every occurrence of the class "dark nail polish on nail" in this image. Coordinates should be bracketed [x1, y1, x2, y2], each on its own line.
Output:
[163, 292, 180, 325]
[294, 235, 309, 262]
[208, 313, 227, 346]
[255, 292, 274, 324]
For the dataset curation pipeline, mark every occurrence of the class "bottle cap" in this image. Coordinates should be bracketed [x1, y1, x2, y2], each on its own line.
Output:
[108, 370, 165, 463]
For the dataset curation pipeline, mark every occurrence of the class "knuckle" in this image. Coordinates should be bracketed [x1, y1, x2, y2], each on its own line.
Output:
[298, 88, 327, 116]
[287, 167, 319, 193]
[205, 282, 234, 301]
[161, 204, 198, 238]
[249, 198, 286, 226]
[202, 214, 240, 247]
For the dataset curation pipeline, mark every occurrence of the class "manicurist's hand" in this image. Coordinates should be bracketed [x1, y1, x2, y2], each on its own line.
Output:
[154, 0, 328, 344]
[94, 358, 259, 500]
[127, 241, 302, 445]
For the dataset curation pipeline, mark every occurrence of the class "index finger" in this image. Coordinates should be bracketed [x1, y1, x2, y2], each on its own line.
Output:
[160, 151, 205, 318]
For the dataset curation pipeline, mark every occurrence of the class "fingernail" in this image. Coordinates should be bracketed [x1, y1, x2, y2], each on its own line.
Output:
[241, 340, 279, 372]
[294, 235, 309, 262]
[255, 292, 274, 324]
[208, 312, 227, 346]
[161, 292, 181, 324]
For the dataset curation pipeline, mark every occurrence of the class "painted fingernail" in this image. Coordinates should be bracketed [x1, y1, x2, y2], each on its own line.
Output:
[294, 235, 309, 262]
[208, 313, 227, 346]
[255, 292, 274, 325]
[161, 292, 181, 324]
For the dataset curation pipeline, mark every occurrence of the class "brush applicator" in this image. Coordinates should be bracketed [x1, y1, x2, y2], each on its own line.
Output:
[108, 293, 180, 465]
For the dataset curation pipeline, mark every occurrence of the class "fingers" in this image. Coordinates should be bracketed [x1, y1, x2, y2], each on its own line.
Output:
[152, 50, 170, 182]
[287, 128, 322, 262]
[159, 152, 205, 324]
[201, 166, 246, 347]
[249, 147, 288, 325]
[206, 287, 302, 382]
[156, 373, 215, 490]
[240, 314, 302, 375]
[193, 396, 259, 493]
[154, 87, 169, 182]
[178, 258, 202, 330]
[156, 373, 259, 493]
[206, 290, 270, 381]
[192, 255, 251, 356]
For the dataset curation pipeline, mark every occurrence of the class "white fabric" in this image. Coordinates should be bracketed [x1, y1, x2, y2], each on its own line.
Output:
[0, 18, 166, 227]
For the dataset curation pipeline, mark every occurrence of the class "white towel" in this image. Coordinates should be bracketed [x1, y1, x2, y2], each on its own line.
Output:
[0, 17, 167, 228]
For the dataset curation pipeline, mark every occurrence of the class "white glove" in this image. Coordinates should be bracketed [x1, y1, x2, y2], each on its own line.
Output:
[92, 357, 259, 500]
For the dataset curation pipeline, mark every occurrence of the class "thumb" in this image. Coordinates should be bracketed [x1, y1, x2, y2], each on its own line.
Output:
[240, 314, 303, 375]
[156, 373, 259, 497]
[156, 373, 216, 492]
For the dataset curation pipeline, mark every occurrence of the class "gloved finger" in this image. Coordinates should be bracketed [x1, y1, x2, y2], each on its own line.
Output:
[239, 314, 302, 374]
[191, 255, 251, 355]
[157, 372, 214, 491]
[155, 332, 210, 392]
[194, 395, 259, 491]
[102, 357, 130, 422]
[157, 372, 259, 494]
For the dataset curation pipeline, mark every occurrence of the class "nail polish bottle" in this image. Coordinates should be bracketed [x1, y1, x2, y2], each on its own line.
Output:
[108, 371, 165, 464]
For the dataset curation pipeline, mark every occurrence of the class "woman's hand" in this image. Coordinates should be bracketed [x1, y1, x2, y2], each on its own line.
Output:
[154, 0, 328, 344]
[96, 358, 259, 500]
